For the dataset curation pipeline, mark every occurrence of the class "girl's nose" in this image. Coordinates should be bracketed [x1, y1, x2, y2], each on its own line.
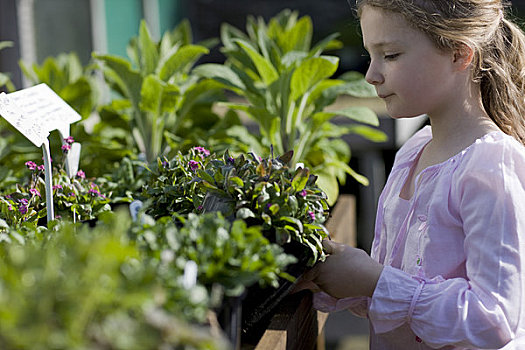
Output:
[365, 62, 384, 85]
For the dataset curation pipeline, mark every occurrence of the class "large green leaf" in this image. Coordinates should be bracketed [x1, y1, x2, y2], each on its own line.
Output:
[193, 63, 245, 91]
[234, 39, 279, 86]
[138, 21, 159, 75]
[158, 45, 209, 81]
[140, 75, 164, 114]
[93, 54, 143, 108]
[330, 107, 379, 126]
[279, 16, 312, 53]
[290, 56, 339, 101]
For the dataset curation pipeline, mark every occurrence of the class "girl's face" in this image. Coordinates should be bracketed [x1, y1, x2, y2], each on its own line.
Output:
[360, 6, 458, 119]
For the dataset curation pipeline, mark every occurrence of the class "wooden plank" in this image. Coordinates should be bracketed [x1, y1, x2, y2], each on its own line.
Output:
[252, 195, 356, 350]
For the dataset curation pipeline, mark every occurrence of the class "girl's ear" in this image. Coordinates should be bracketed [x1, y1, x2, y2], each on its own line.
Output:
[453, 44, 474, 71]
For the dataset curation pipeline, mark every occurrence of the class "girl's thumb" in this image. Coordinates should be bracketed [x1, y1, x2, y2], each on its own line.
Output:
[322, 239, 339, 254]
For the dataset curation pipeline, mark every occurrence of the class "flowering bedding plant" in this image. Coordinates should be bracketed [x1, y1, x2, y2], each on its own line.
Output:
[0, 138, 110, 229]
[142, 146, 330, 266]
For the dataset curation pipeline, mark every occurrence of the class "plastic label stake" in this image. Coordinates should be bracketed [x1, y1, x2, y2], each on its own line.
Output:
[9, 84, 82, 178]
[0, 92, 54, 223]
[42, 139, 54, 223]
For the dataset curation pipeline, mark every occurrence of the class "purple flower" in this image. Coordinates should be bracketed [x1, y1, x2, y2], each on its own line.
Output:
[76, 170, 85, 179]
[298, 189, 307, 197]
[188, 160, 199, 171]
[61, 144, 71, 153]
[5, 195, 11, 199]
[68, 192, 76, 197]
[267, 203, 272, 209]
[162, 161, 169, 168]
[19, 199, 29, 206]
[37, 165, 45, 172]
[308, 211, 316, 221]
[193, 146, 210, 157]
[25, 161, 37, 171]
[197, 205, 203, 211]
[64, 136, 75, 144]
[53, 184, 63, 191]
[88, 188, 100, 197]
[227, 157, 235, 164]
[19, 205, 28, 215]
[29, 188, 40, 197]
[7, 204, 13, 211]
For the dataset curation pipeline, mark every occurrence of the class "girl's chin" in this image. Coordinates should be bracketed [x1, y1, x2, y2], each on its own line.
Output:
[387, 111, 425, 119]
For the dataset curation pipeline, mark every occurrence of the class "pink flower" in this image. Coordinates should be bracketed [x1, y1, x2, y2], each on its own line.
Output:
[61, 144, 71, 153]
[29, 188, 40, 197]
[19, 205, 28, 215]
[298, 189, 307, 197]
[193, 146, 210, 157]
[308, 211, 316, 221]
[53, 184, 62, 191]
[88, 188, 100, 197]
[188, 160, 199, 171]
[64, 136, 75, 144]
[25, 161, 37, 171]
[37, 165, 45, 172]
[76, 170, 85, 179]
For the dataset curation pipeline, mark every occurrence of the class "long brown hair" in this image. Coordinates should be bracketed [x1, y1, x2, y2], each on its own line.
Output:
[356, 0, 525, 145]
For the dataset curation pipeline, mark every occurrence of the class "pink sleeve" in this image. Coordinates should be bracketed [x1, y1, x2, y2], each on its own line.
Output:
[313, 292, 369, 317]
[368, 143, 525, 349]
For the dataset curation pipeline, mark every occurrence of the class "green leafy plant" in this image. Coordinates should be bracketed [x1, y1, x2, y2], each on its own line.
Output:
[140, 146, 212, 218]
[0, 212, 229, 350]
[131, 211, 296, 298]
[194, 9, 387, 204]
[0, 145, 111, 229]
[93, 20, 233, 164]
[197, 149, 330, 265]
[142, 146, 330, 265]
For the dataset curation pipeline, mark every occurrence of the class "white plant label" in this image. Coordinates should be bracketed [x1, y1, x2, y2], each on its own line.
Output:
[0, 92, 49, 147]
[8, 83, 81, 133]
[182, 260, 198, 289]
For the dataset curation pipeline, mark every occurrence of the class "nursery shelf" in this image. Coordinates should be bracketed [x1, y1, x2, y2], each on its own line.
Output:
[247, 194, 356, 350]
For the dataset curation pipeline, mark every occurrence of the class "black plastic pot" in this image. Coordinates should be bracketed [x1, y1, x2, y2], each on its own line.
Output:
[217, 292, 246, 349]
[240, 240, 312, 344]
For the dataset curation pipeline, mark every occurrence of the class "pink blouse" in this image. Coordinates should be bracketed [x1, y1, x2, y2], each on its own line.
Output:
[315, 126, 525, 349]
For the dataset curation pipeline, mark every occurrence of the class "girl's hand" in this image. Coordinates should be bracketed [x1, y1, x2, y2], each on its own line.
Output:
[295, 240, 384, 299]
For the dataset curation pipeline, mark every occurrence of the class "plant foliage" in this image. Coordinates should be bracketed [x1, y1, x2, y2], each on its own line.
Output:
[194, 9, 387, 204]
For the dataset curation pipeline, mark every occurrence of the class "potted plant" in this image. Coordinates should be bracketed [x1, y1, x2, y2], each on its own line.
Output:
[0, 143, 111, 228]
[194, 9, 387, 204]
[138, 145, 330, 338]
[92, 20, 239, 165]
[0, 211, 230, 350]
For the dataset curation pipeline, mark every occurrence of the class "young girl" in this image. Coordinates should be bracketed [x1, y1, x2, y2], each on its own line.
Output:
[297, 0, 525, 348]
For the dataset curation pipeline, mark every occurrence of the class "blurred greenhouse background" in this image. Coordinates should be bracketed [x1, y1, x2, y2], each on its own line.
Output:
[1, 1, 524, 349]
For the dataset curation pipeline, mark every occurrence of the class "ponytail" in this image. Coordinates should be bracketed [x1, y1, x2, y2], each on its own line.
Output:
[479, 17, 525, 146]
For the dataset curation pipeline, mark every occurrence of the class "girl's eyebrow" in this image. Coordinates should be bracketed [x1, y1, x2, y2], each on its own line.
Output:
[364, 40, 402, 51]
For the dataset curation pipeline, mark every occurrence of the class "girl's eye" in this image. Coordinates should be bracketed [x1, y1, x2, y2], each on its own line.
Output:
[384, 53, 400, 60]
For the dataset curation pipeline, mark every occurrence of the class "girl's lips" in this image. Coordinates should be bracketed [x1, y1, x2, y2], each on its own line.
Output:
[378, 93, 393, 99]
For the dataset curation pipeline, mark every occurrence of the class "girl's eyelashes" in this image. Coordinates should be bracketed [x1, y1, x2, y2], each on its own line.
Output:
[384, 53, 400, 60]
